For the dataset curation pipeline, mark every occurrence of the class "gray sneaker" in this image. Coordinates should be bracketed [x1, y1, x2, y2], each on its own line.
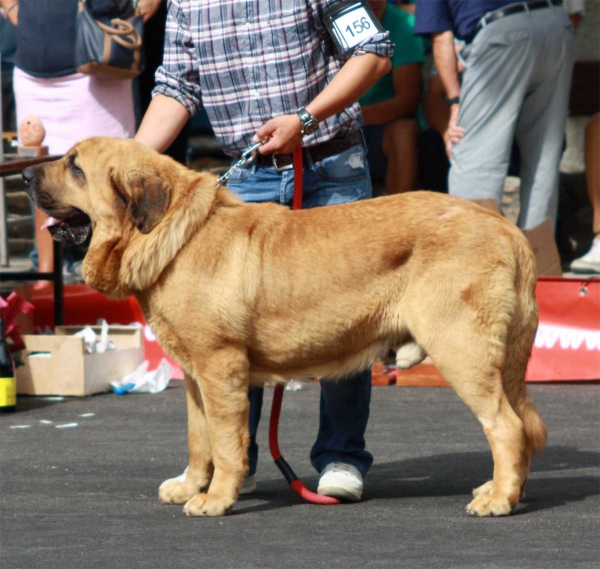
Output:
[317, 462, 363, 502]
[239, 474, 256, 495]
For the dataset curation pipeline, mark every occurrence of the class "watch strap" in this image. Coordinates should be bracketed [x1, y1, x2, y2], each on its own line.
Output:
[296, 107, 319, 135]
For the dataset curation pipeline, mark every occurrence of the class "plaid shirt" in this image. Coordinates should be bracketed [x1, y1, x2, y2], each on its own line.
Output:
[154, 0, 393, 156]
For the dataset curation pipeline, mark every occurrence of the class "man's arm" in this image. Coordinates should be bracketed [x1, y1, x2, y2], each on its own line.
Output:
[255, 53, 391, 155]
[306, 54, 392, 124]
[431, 31, 460, 101]
[360, 63, 422, 126]
[431, 31, 464, 153]
[134, 94, 190, 153]
[134, 0, 200, 152]
[424, 75, 449, 138]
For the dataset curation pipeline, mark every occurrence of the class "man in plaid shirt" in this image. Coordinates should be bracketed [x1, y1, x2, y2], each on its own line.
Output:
[136, 0, 392, 504]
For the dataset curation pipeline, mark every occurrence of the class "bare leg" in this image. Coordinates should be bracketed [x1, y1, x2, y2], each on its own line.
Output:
[183, 349, 250, 517]
[586, 113, 599, 236]
[159, 373, 213, 504]
[33, 208, 54, 289]
[382, 118, 418, 195]
[570, 114, 600, 271]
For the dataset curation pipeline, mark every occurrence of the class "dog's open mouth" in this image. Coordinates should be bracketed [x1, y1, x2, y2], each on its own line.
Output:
[41, 211, 92, 245]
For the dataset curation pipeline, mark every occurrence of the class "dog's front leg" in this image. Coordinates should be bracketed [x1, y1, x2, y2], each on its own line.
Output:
[183, 349, 250, 517]
[159, 373, 213, 504]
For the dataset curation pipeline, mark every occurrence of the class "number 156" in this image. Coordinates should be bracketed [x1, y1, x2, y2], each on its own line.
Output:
[345, 16, 371, 37]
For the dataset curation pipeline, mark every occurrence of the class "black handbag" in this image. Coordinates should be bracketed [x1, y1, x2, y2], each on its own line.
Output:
[75, 0, 144, 79]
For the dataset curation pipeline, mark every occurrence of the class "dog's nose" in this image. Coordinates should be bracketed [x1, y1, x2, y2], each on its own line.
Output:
[22, 167, 35, 185]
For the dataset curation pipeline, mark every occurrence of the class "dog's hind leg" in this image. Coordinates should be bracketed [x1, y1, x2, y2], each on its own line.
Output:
[497, 264, 545, 502]
[472, 248, 545, 503]
[451, 365, 525, 516]
[428, 341, 527, 517]
[183, 348, 251, 517]
[470, 337, 545, 504]
[159, 372, 214, 505]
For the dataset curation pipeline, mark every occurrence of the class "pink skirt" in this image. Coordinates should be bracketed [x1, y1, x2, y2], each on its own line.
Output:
[13, 67, 135, 155]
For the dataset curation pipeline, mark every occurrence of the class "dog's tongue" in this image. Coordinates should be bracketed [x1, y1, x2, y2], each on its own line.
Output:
[40, 216, 64, 231]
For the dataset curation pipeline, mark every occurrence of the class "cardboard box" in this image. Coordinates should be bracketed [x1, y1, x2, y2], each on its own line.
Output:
[471, 198, 502, 215]
[471, 199, 562, 277]
[522, 219, 563, 277]
[16, 325, 144, 396]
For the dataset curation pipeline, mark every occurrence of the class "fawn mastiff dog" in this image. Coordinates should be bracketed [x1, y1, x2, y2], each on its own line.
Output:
[23, 137, 546, 517]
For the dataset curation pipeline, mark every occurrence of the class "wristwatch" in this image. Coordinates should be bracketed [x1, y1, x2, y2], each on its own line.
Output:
[445, 96, 460, 108]
[296, 107, 319, 135]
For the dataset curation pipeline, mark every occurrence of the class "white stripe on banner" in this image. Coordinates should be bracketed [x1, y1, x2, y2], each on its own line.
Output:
[534, 324, 600, 351]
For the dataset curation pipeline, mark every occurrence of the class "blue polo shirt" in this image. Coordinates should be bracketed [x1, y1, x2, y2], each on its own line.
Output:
[414, 0, 516, 41]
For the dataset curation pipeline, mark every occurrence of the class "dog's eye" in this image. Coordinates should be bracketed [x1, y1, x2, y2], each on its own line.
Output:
[66, 154, 85, 180]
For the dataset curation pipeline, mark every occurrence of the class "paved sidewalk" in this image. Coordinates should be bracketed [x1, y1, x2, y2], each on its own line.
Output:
[1, 382, 598, 569]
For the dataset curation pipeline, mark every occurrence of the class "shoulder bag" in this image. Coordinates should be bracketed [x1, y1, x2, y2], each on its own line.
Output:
[74, 0, 144, 79]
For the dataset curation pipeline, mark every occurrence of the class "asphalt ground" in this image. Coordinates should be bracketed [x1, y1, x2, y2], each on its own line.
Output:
[1, 381, 598, 569]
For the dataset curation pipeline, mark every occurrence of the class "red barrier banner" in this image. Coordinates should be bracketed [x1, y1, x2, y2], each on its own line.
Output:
[527, 277, 600, 381]
[27, 277, 599, 383]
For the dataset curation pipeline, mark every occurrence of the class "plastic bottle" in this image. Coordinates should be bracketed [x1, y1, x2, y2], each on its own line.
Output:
[0, 317, 16, 413]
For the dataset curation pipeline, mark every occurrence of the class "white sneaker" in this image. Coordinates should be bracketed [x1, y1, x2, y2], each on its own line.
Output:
[571, 238, 600, 274]
[317, 462, 363, 502]
[239, 474, 256, 495]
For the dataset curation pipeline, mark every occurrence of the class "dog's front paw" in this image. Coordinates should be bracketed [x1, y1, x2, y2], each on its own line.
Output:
[159, 470, 198, 505]
[466, 493, 515, 517]
[184, 493, 234, 517]
[472, 480, 494, 497]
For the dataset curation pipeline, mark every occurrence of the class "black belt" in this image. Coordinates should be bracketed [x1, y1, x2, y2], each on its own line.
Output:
[254, 130, 363, 172]
[473, 0, 562, 38]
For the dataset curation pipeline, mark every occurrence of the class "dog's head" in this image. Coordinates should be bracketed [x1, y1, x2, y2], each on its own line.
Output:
[23, 137, 173, 246]
[23, 137, 217, 297]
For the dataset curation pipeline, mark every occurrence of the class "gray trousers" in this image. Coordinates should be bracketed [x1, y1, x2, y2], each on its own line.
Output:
[449, 4, 575, 230]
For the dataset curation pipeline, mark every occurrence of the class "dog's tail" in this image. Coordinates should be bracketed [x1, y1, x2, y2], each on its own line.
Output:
[502, 233, 547, 455]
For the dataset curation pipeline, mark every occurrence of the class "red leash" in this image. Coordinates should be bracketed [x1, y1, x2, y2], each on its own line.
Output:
[267, 145, 341, 505]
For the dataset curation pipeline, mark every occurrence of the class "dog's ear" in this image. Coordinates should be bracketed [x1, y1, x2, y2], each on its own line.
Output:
[112, 169, 171, 234]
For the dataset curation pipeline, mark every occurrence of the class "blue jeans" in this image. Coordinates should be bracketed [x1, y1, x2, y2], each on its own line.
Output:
[226, 139, 374, 478]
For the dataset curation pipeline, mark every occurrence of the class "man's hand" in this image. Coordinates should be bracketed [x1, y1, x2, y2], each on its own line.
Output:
[253, 114, 303, 155]
[1, 0, 19, 25]
[445, 104, 465, 157]
[135, 0, 162, 23]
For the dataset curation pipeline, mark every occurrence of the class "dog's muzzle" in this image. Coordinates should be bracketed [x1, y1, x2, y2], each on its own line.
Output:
[22, 166, 93, 246]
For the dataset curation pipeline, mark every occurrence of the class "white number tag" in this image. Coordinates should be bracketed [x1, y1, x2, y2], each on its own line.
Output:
[333, 7, 377, 50]
[323, 1, 384, 55]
